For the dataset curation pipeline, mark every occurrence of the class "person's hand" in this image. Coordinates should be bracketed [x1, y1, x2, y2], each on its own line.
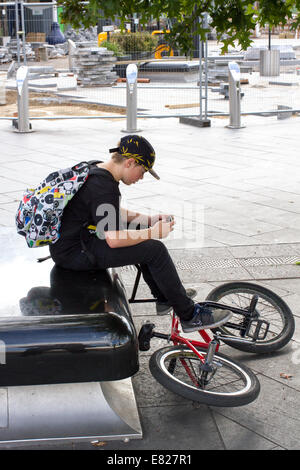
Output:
[150, 214, 175, 225]
[150, 219, 175, 239]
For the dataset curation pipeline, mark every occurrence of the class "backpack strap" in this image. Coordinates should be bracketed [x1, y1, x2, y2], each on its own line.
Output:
[37, 254, 52, 263]
[87, 160, 102, 167]
[87, 161, 106, 178]
[80, 223, 98, 266]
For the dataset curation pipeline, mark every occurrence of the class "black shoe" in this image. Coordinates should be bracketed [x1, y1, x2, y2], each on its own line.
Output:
[181, 303, 232, 333]
[156, 288, 197, 316]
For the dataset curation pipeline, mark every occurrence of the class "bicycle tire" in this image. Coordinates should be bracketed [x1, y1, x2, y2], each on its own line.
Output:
[206, 282, 295, 354]
[149, 345, 260, 407]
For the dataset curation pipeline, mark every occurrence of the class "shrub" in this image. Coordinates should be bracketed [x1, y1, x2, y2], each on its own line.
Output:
[110, 32, 158, 54]
[101, 40, 124, 57]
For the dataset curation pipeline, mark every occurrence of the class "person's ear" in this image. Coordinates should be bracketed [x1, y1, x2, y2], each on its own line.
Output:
[122, 159, 129, 169]
[126, 158, 135, 168]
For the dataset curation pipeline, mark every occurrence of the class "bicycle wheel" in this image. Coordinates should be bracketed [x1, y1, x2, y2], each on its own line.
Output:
[206, 282, 295, 354]
[149, 345, 260, 407]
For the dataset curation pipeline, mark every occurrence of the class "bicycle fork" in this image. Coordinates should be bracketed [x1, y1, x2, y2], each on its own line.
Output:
[198, 337, 221, 387]
[138, 320, 223, 389]
[178, 335, 222, 389]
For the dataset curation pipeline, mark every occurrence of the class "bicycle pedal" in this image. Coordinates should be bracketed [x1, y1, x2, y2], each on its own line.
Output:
[245, 319, 270, 341]
[138, 322, 155, 351]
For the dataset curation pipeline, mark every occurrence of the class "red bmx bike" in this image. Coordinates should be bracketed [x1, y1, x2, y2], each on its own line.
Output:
[131, 267, 295, 407]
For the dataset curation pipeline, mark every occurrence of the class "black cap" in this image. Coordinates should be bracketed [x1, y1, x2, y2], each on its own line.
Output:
[109, 135, 160, 180]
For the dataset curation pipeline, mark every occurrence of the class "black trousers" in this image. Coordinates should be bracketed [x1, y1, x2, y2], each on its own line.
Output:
[52, 238, 195, 321]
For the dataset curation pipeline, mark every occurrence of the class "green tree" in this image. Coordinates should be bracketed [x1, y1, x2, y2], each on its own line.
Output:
[57, 0, 300, 54]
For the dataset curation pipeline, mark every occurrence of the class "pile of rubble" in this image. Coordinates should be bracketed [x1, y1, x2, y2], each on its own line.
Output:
[6, 39, 35, 61]
[64, 26, 98, 43]
[73, 44, 117, 86]
[0, 46, 12, 64]
[0, 27, 98, 65]
[0, 39, 69, 64]
[47, 42, 69, 59]
[206, 55, 246, 84]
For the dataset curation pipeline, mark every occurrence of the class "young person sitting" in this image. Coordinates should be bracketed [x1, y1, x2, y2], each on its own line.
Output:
[49, 135, 232, 332]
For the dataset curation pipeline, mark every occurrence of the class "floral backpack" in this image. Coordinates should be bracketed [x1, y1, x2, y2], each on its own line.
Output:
[16, 161, 99, 248]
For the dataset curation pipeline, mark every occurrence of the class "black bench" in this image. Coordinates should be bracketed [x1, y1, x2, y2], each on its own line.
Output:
[0, 265, 139, 386]
[0, 230, 141, 446]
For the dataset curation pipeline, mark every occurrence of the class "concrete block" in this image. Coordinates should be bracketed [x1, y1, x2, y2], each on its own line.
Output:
[57, 75, 77, 91]
[277, 104, 293, 120]
[179, 116, 211, 127]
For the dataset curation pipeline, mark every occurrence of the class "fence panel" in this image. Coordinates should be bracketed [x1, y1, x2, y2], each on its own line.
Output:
[1, 5, 300, 122]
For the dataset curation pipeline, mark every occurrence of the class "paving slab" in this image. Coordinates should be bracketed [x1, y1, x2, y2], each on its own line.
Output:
[211, 412, 278, 450]
[204, 224, 264, 246]
[239, 264, 300, 279]
[227, 243, 300, 258]
[223, 343, 300, 388]
[102, 403, 225, 451]
[212, 374, 300, 450]
[250, 228, 300, 244]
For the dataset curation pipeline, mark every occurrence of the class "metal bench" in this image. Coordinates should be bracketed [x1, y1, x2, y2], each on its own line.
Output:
[0, 230, 142, 447]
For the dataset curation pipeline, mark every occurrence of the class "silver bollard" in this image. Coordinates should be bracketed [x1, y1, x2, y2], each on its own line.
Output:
[227, 61, 245, 129]
[122, 64, 141, 133]
[14, 66, 33, 133]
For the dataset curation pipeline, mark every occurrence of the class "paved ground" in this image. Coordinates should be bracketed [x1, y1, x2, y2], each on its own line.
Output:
[0, 111, 299, 451]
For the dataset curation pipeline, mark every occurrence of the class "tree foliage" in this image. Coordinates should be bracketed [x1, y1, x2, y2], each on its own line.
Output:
[57, 0, 300, 54]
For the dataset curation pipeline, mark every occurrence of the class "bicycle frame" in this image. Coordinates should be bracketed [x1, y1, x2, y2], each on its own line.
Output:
[169, 313, 215, 357]
[131, 265, 269, 366]
[130, 265, 215, 364]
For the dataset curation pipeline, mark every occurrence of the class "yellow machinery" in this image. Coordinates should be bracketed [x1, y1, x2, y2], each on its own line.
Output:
[98, 29, 121, 46]
[98, 31, 108, 46]
[151, 30, 174, 59]
[98, 29, 174, 59]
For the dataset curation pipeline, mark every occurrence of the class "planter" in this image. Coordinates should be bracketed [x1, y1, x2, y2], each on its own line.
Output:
[131, 51, 153, 60]
[114, 56, 133, 78]
[117, 54, 132, 61]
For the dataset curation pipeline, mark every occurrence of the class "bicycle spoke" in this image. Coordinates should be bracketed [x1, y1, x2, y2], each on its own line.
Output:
[216, 290, 285, 341]
[150, 345, 260, 406]
[205, 282, 294, 354]
[179, 356, 200, 387]
[164, 352, 249, 395]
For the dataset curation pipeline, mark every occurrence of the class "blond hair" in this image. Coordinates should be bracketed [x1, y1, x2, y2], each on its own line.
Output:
[110, 140, 139, 166]
[111, 140, 123, 164]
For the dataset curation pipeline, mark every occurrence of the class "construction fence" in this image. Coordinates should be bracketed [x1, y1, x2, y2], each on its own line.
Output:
[1, 2, 300, 123]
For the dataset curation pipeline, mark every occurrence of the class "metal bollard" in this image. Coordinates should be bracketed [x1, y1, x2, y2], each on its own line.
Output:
[122, 64, 141, 133]
[227, 61, 245, 129]
[13, 66, 33, 133]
